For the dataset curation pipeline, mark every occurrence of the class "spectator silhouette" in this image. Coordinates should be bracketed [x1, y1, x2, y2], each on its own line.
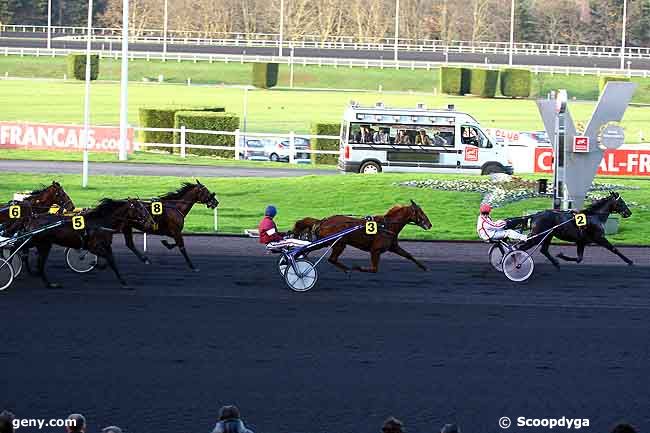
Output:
[440, 423, 461, 433]
[211, 405, 254, 433]
[611, 424, 637, 433]
[66, 414, 86, 433]
[0, 410, 15, 433]
[381, 417, 404, 433]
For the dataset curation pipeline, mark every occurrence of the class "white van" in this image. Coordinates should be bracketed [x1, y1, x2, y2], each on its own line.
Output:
[338, 103, 513, 175]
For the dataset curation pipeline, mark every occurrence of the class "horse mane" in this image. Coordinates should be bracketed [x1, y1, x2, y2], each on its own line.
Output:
[584, 195, 614, 214]
[385, 204, 408, 217]
[86, 198, 126, 218]
[26, 184, 51, 197]
[159, 182, 197, 200]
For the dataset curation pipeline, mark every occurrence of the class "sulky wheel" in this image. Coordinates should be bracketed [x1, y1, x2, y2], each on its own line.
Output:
[0, 258, 15, 291]
[502, 249, 534, 282]
[488, 243, 507, 272]
[283, 258, 318, 292]
[65, 248, 98, 273]
[1, 248, 22, 278]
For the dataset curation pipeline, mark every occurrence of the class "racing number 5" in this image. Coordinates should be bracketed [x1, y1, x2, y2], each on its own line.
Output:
[72, 215, 85, 230]
[8, 205, 21, 219]
[151, 201, 163, 216]
[365, 221, 378, 235]
[574, 213, 587, 227]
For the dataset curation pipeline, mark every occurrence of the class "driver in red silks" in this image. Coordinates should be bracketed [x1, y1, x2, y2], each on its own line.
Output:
[258, 205, 311, 249]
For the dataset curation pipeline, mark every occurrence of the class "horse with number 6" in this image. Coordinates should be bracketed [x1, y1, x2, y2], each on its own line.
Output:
[292, 200, 432, 273]
[0, 181, 75, 226]
[519, 192, 633, 268]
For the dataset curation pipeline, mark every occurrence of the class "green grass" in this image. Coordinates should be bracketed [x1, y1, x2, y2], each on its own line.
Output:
[1, 79, 649, 137]
[2, 172, 649, 244]
[0, 149, 334, 169]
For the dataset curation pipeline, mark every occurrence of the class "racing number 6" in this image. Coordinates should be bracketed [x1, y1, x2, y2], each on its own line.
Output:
[574, 213, 587, 227]
[151, 201, 163, 216]
[8, 205, 21, 219]
[365, 221, 378, 235]
[72, 215, 85, 230]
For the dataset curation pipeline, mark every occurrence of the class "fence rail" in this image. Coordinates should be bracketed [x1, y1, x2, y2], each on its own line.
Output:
[132, 126, 340, 163]
[3, 46, 650, 78]
[3, 23, 650, 60]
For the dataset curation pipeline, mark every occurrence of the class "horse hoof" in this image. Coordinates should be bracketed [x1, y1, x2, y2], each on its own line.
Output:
[47, 283, 62, 289]
[143, 259, 152, 265]
[627, 261, 634, 266]
[191, 268, 200, 273]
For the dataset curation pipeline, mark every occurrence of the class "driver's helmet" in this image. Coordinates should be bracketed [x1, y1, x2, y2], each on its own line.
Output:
[480, 203, 492, 214]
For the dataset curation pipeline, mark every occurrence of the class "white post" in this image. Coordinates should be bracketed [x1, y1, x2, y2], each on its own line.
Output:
[242, 86, 248, 148]
[213, 208, 218, 232]
[118, 0, 129, 161]
[620, 0, 627, 70]
[234, 128, 241, 160]
[47, 0, 52, 50]
[81, 0, 94, 188]
[279, 0, 284, 57]
[143, 232, 147, 252]
[289, 45, 294, 88]
[163, 0, 168, 59]
[394, 0, 399, 62]
[508, 0, 515, 66]
[180, 125, 186, 157]
[288, 130, 295, 164]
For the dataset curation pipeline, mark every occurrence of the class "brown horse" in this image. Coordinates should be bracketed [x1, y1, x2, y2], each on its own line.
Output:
[122, 180, 219, 271]
[0, 181, 75, 226]
[292, 200, 432, 273]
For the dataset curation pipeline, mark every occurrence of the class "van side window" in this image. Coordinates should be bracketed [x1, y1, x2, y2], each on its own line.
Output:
[461, 126, 492, 148]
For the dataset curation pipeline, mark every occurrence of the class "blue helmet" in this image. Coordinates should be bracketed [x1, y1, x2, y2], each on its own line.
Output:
[265, 205, 277, 217]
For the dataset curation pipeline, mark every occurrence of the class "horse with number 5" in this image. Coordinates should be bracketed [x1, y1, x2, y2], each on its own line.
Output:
[292, 200, 432, 273]
[519, 192, 634, 268]
[122, 180, 219, 271]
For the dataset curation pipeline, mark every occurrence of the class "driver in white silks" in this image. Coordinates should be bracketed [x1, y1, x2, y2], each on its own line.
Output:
[258, 205, 311, 250]
[476, 203, 529, 242]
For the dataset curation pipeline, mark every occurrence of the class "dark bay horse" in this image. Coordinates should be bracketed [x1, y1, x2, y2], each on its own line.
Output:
[10, 198, 155, 288]
[292, 200, 432, 273]
[0, 181, 75, 226]
[122, 180, 219, 271]
[520, 192, 633, 268]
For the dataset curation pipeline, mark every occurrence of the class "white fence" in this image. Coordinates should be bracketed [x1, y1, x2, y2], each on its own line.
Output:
[3, 46, 650, 78]
[3, 23, 650, 60]
[133, 126, 340, 164]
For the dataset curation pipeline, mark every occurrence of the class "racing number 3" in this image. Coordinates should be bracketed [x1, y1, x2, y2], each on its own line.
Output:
[152, 202, 163, 216]
[8, 205, 21, 219]
[574, 213, 587, 227]
[72, 215, 85, 230]
[365, 221, 378, 235]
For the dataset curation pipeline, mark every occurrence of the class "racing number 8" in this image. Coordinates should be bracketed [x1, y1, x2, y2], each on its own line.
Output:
[365, 221, 378, 235]
[151, 201, 163, 216]
[8, 205, 20, 219]
[574, 213, 587, 227]
[72, 215, 85, 230]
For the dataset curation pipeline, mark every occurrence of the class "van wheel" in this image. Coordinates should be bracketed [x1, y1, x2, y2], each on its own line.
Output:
[270, 153, 279, 162]
[482, 163, 504, 175]
[359, 161, 381, 174]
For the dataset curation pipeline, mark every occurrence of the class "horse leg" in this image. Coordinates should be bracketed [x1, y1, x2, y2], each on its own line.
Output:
[389, 243, 427, 271]
[174, 234, 198, 272]
[123, 227, 150, 264]
[540, 236, 561, 269]
[327, 242, 350, 273]
[557, 242, 586, 263]
[35, 243, 58, 288]
[161, 239, 176, 250]
[594, 236, 634, 265]
[353, 250, 381, 273]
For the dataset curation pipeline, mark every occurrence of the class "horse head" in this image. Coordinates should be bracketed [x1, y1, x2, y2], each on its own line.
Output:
[27, 181, 75, 211]
[610, 192, 632, 218]
[409, 200, 432, 230]
[125, 198, 156, 231]
[195, 180, 219, 209]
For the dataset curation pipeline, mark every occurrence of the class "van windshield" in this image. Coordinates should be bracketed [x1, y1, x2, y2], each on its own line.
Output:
[348, 123, 455, 147]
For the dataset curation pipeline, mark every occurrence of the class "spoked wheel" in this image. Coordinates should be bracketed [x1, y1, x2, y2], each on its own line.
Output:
[283, 258, 318, 292]
[0, 258, 15, 291]
[1, 248, 22, 278]
[65, 248, 98, 273]
[502, 250, 534, 282]
[278, 255, 288, 276]
[488, 243, 507, 272]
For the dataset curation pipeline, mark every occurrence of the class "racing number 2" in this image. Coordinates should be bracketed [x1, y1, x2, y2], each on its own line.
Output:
[365, 221, 378, 235]
[151, 201, 163, 216]
[8, 205, 21, 219]
[574, 213, 587, 227]
[72, 215, 85, 230]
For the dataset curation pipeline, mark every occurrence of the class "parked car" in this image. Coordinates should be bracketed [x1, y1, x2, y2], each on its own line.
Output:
[239, 138, 268, 161]
[519, 131, 551, 147]
[266, 137, 311, 163]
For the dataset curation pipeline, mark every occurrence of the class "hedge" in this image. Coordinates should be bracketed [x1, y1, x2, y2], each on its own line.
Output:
[139, 106, 225, 152]
[174, 111, 240, 157]
[599, 76, 631, 94]
[440, 67, 470, 95]
[500, 68, 531, 98]
[66, 54, 99, 81]
[252, 63, 280, 89]
[469, 69, 499, 98]
[310, 123, 340, 165]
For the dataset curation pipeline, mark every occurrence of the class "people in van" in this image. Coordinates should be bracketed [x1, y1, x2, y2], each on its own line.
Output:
[461, 126, 479, 146]
[373, 128, 390, 144]
[415, 129, 432, 146]
[396, 130, 412, 145]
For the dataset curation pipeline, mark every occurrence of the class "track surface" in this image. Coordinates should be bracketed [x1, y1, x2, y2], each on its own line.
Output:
[1, 237, 649, 433]
[2, 33, 650, 70]
[0, 160, 336, 177]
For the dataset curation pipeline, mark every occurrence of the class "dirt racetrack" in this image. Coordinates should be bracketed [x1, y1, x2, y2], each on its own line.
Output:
[1, 236, 649, 433]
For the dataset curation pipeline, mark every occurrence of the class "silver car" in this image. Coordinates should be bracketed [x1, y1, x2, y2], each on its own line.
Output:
[238, 138, 268, 161]
[265, 137, 311, 163]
